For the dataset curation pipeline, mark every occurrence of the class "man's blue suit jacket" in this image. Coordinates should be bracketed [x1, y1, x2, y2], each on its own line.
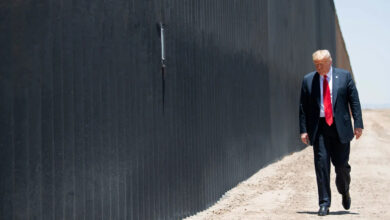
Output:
[299, 67, 364, 144]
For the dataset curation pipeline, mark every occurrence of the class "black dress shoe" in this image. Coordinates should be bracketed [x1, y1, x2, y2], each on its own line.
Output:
[318, 206, 329, 216]
[342, 192, 351, 210]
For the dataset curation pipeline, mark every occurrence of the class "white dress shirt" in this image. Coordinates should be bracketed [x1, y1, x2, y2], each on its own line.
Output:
[320, 67, 333, 117]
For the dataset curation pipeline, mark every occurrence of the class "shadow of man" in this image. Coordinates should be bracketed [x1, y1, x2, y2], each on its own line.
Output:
[297, 210, 359, 215]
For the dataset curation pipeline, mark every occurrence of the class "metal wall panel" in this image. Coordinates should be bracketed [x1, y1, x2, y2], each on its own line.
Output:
[0, 0, 349, 219]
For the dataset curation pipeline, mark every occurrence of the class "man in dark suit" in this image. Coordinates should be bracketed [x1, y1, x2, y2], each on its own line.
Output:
[299, 50, 363, 216]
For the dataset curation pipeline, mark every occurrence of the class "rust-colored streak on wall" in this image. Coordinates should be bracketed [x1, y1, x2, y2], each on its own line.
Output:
[335, 13, 354, 78]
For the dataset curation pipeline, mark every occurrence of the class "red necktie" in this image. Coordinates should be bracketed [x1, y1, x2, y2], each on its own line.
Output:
[323, 75, 333, 126]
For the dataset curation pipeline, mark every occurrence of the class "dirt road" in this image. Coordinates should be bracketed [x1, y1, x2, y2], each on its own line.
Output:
[185, 110, 390, 220]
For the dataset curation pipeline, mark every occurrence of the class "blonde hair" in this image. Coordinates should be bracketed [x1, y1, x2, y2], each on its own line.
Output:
[312, 50, 332, 61]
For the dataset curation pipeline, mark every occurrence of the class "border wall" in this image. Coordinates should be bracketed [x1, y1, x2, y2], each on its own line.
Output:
[0, 0, 352, 219]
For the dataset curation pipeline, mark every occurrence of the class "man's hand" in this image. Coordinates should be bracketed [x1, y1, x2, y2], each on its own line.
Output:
[354, 128, 363, 139]
[301, 133, 309, 145]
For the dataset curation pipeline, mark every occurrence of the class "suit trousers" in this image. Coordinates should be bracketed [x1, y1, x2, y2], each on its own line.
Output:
[313, 118, 351, 207]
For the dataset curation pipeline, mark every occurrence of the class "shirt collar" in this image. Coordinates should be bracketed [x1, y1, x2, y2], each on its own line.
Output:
[321, 66, 332, 80]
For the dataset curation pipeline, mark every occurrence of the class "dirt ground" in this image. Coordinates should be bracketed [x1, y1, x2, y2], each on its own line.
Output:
[185, 109, 390, 220]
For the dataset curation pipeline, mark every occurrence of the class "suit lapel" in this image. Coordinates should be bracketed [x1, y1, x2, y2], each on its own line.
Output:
[332, 67, 339, 107]
[313, 72, 321, 108]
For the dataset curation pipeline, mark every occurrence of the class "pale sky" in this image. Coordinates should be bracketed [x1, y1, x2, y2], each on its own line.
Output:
[334, 0, 390, 108]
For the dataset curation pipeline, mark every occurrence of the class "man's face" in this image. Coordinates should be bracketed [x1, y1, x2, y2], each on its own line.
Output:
[314, 58, 332, 76]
